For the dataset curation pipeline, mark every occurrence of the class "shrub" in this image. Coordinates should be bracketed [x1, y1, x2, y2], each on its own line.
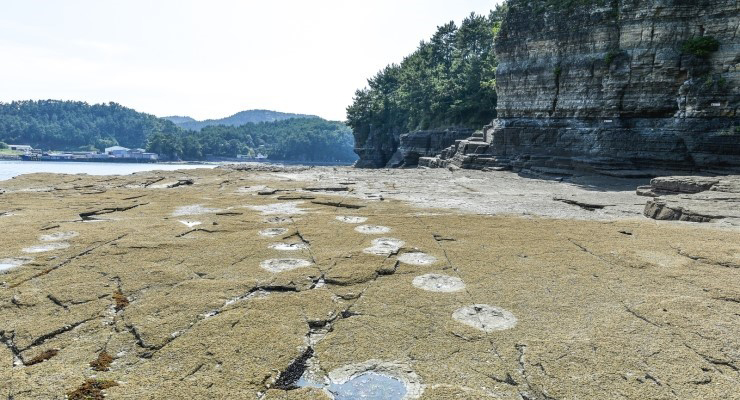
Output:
[681, 36, 720, 58]
[0, 142, 7, 149]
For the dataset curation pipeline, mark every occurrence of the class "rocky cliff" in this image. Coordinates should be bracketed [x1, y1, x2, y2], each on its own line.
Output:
[421, 0, 740, 175]
[355, 128, 474, 168]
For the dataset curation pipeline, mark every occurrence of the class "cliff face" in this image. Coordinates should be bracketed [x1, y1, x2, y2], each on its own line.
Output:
[355, 128, 474, 168]
[423, 0, 740, 174]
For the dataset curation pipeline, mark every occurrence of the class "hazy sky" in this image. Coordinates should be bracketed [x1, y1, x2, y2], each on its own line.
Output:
[0, 0, 503, 121]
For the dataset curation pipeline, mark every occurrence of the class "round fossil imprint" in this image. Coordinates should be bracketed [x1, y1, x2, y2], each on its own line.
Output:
[355, 225, 392, 235]
[412, 274, 465, 292]
[22, 242, 70, 253]
[259, 228, 288, 237]
[397, 252, 437, 266]
[363, 238, 405, 256]
[336, 216, 368, 224]
[269, 243, 309, 251]
[39, 231, 79, 242]
[453, 304, 517, 332]
[0, 258, 32, 273]
[260, 258, 313, 273]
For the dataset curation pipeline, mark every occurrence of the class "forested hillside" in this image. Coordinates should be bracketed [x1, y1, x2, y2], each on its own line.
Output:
[164, 110, 317, 131]
[148, 118, 357, 162]
[0, 100, 180, 151]
[346, 9, 505, 146]
[0, 100, 356, 163]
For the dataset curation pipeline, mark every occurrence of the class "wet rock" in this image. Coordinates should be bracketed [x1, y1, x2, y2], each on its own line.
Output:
[0, 257, 32, 273]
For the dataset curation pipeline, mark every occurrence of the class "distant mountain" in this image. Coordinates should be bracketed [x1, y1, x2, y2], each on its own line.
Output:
[163, 110, 318, 131]
[163, 116, 196, 125]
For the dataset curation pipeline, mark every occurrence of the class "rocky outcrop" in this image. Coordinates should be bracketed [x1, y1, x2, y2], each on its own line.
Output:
[426, 0, 740, 175]
[639, 175, 740, 224]
[355, 128, 474, 168]
[385, 129, 474, 168]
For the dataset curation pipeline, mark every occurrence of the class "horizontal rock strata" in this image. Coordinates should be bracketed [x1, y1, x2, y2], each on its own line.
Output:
[424, 0, 740, 174]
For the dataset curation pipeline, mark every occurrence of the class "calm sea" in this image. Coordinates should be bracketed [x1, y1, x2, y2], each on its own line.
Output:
[0, 160, 216, 181]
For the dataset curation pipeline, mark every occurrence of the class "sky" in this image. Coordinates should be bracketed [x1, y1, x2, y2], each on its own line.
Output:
[0, 0, 503, 121]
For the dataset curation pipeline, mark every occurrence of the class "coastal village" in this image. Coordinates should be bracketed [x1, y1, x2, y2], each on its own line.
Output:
[6, 145, 160, 163]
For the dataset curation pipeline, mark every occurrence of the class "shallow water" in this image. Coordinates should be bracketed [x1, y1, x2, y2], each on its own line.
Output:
[297, 372, 407, 400]
[0, 160, 214, 181]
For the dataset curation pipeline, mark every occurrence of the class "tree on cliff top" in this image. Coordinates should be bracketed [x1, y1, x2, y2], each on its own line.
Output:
[347, 8, 504, 147]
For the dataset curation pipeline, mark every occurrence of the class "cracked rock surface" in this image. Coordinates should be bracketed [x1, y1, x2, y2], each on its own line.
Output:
[0, 167, 738, 399]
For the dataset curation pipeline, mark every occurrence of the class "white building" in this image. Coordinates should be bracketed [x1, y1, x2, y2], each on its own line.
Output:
[8, 144, 33, 152]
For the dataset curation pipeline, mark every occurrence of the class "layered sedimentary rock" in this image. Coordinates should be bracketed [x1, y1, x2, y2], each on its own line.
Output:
[384, 129, 474, 168]
[355, 128, 473, 168]
[639, 175, 740, 224]
[423, 0, 740, 174]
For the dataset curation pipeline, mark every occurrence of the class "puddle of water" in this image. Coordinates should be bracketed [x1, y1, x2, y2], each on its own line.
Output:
[39, 231, 79, 242]
[22, 242, 70, 253]
[363, 238, 405, 256]
[329, 373, 407, 400]
[355, 225, 392, 235]
[453, 304, 517, 332]
[336, 216, 368, 224]
[397, 252, 437, 266]
[412, 274, 465, 292]
[299, 361, 422, 399]
[178, 220, 202, 228]
[269, 243, 309, 251]
[260, 258, 313, 273]
[0, 258, 31, 273]
[260, 228, 289, 237]
[250, 202, 306, 215]
[172, 204, 221, 216]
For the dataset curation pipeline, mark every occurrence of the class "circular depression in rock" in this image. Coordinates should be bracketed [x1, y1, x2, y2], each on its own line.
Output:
[398, 252, 437, 266]
[269, 243, 309, 251]
[355, 225, 392, 235]
[0, 258, 31, 273]
[22, 242, 70, 253]
[39, 231, 79, 242]
[452, 304, 517, 332]
[336, 216, 368, 224]
[172, 204, 221, 217]
[412, 274, 465, 292]
[250, 202, 306, 215]
[363, 238, 405, 256]
[259, 228, 288, 238]
[260, 258, 313, 273]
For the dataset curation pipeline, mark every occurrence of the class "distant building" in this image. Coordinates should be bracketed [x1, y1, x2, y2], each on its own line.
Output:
[105, 146, 130, 157]
[104, 146, 158, 160]
[8, 144, 33, 152]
